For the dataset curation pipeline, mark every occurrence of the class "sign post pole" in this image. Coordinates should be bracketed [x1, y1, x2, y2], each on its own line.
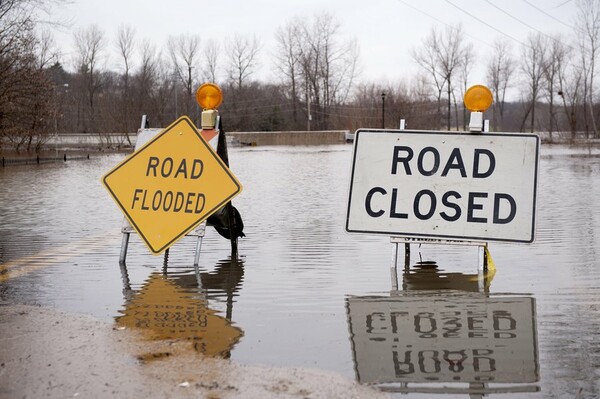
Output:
[119, 229, 130, 264]
[468, 87, 491, 275]
[390, 241, 399, 291]
[398, 118, 410, 273]
[118, 115, 149, 265]
[193, 223, 206, 267]
[478, 246, 486, 289]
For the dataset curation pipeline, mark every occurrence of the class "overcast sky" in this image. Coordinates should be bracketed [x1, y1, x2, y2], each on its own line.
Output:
[51, 0, 580, 87]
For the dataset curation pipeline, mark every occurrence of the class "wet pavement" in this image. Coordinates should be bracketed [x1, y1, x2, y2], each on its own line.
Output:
[1, 144, 600, 398]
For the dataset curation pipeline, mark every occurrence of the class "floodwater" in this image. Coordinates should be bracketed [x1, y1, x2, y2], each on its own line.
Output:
[1, 144, 600, 398]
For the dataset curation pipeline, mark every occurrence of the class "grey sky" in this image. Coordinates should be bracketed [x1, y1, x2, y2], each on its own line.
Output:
[52, 0, 579, 87]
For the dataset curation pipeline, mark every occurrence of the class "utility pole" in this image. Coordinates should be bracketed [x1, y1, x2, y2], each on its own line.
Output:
[381, 92, 386, 129]
[307, 86, 312, 131]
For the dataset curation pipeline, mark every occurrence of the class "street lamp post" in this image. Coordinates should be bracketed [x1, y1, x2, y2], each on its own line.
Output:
[54, 83, 69, 158]
[381, 92, 386, 129]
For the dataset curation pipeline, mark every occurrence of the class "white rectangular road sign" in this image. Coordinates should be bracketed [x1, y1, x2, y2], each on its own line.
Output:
[346, 130, 539, 243]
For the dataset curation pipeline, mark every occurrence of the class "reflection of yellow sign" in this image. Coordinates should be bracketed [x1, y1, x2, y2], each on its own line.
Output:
[116, 273, 243, 357]
[102, 116, 242, 254]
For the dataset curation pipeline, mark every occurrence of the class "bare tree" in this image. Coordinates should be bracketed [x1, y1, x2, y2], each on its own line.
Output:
[543, 35, 569, 140]
[0, 1, 35, 60]
[298, 13, 358, 130]
[412, 29, 447, 129]
[36, 29, 58, 69]
[202, 38, 220, 83]
[73, 25, 106, 133]
[437, 24, 471, 130]
[412, 24, 472, 130]
[115, 24, 135, 140]
[225, 33, 261, 89]
[520, 33, 547, 133]
[274, 18, 303, 128]
[168, 34, 201, 118]
[576, 0, 600, 137]
[457, 43, 475, 130]
[557, 48, 583, 138]
[134, 39, 158, 118]
[486, 39, 514, 131]
[0, 0, 59, 151]
[153, 57, 176, 127]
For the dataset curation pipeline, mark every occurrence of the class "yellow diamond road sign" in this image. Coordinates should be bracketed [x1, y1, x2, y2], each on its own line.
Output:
[102, 116, 242, 255]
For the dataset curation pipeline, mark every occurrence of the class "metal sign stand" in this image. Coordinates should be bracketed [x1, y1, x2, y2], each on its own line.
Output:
[390, 236, 489, 290]
[118, 115, 209, 266]
[390, 118, 490, 291]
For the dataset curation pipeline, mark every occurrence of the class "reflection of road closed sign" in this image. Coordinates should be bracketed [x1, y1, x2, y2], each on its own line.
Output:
[346, 130, 539, 243]
[346, 295, 538, 384]
[102, 116, 242, 254]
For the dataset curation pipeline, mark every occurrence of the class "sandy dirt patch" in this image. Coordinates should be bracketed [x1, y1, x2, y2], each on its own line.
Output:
[0, 304, 388, 398]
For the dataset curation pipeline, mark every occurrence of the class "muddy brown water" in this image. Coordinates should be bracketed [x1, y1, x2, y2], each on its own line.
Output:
[1, 144, 599, 398]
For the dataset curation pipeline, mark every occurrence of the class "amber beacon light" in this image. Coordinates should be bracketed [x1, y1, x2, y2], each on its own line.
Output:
[464, 85, 493, 132]
[196, 83, 223, 110]
[196, 83, 223, 129]
[464, 85, 493, 112]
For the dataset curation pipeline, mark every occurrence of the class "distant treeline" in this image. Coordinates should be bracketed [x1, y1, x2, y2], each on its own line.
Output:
[2, 0, 600, 152]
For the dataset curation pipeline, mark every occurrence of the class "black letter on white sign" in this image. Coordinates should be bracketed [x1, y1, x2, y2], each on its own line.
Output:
[390, 188, 408, 219]
[493, 193, 516, 224]
[365, 187, 386, 217]
[467, 192, 488, 223]
[414, 189, 436, 220]
[440, 191, 462, 221]
[473, 149, 495, 178]
[441, 148, 467, 177]
[391, 146, 413, 175]
[417, 147, 440, 176]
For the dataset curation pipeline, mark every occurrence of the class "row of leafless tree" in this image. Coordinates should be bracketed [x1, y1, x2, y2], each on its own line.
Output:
[3, 0, 600, 152]
[412, 0, 600, 140]
[0, 0, 57, 152]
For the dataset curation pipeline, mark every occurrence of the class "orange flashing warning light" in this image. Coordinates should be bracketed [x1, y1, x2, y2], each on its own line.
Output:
[464, 85, 493, 112]
[196, 83, 223, 110]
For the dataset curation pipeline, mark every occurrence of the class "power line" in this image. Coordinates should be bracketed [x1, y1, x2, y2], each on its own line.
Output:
[488, 0, 595, 56]
[486, 0, 550, 34]
[396, 0, 494, 49]
[555, 0, 575, 8]
[396, 0, 448, 26]
[443, 0, 528, 47]
[521, 0, 575, 30]
[484, 0, 576, 51]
